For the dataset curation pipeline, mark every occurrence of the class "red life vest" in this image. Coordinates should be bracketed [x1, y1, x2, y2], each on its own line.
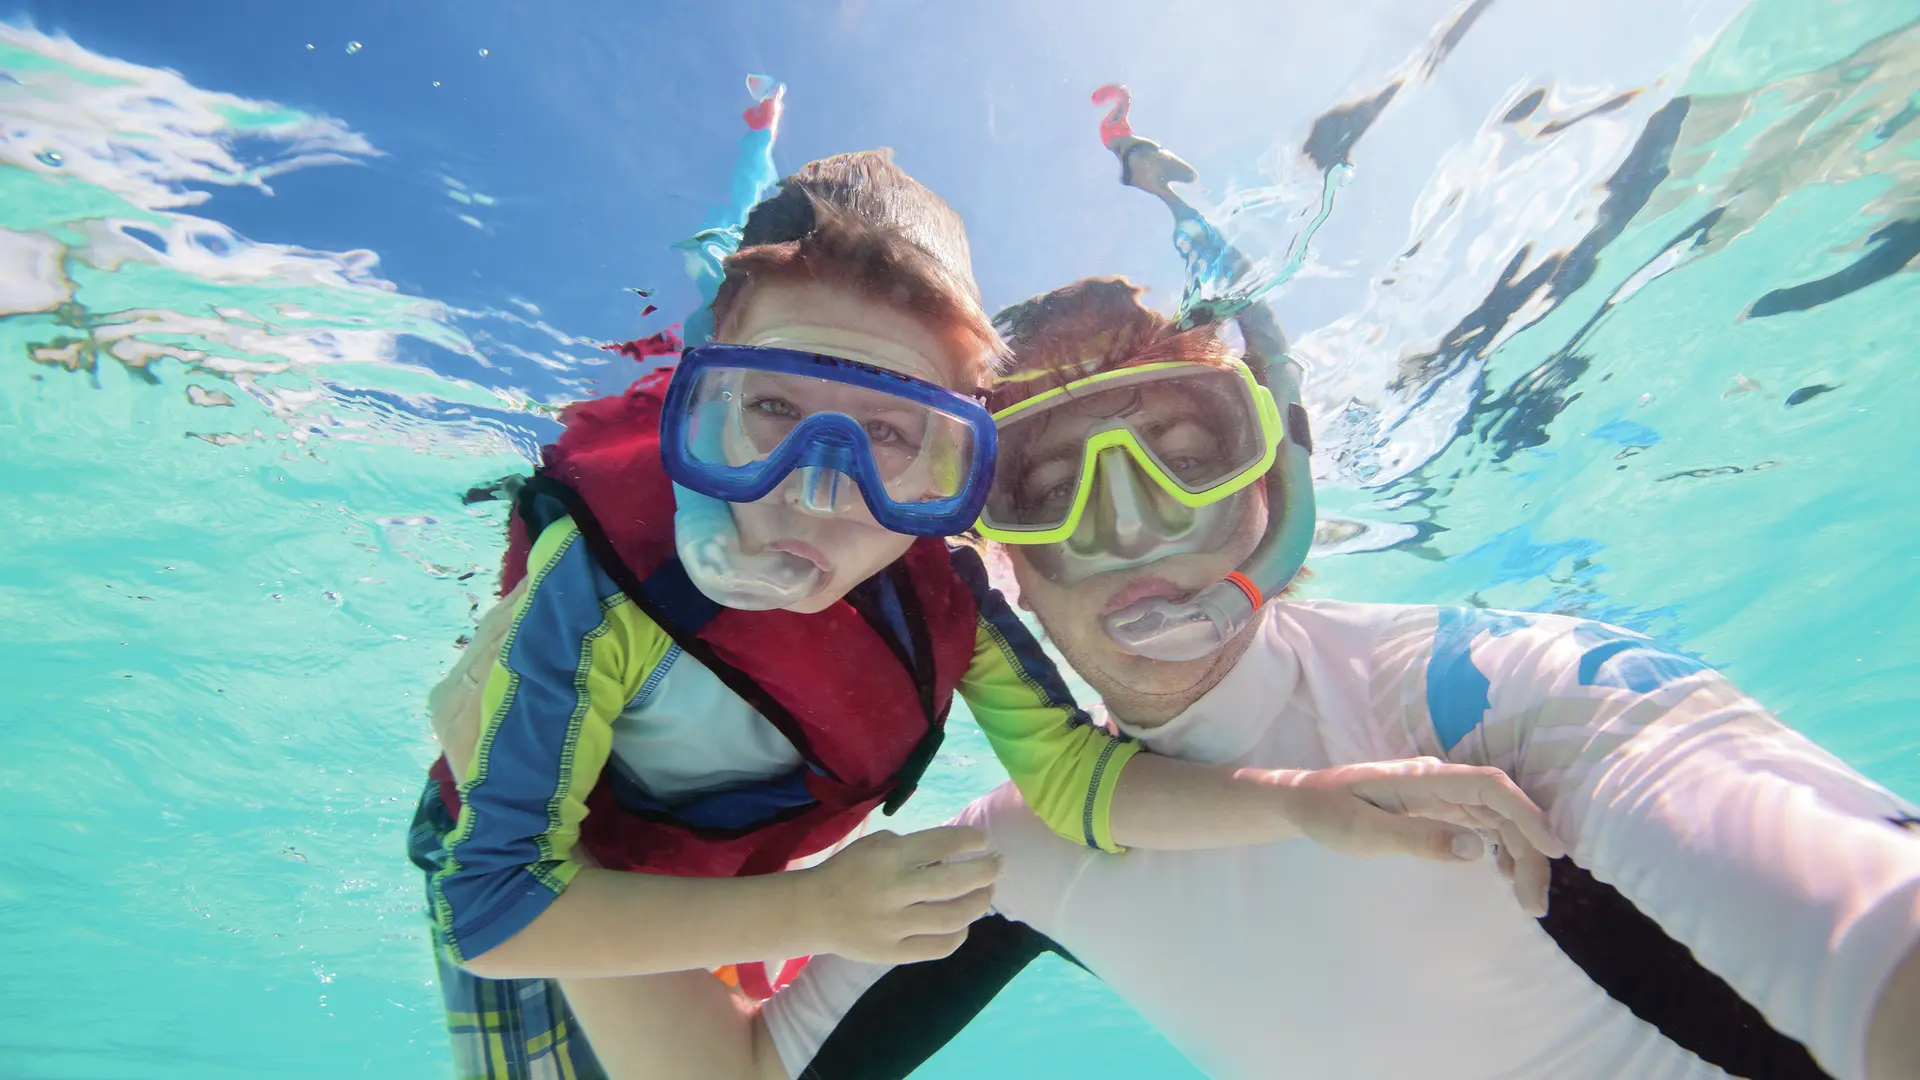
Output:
[429, 367, 978, 884]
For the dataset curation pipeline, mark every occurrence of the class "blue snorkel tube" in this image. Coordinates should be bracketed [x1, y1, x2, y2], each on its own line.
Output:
[668, 77, 824, 610]
[1091, 85, 1339, 662]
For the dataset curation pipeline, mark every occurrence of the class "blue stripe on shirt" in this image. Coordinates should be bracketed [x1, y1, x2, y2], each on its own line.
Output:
[433, 529, 626, 960]
[1426, 607, 1534, 752]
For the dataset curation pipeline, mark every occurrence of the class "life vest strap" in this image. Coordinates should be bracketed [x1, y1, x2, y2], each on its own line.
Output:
[516, 472, 832, 778]
[845, 562, 948, 813]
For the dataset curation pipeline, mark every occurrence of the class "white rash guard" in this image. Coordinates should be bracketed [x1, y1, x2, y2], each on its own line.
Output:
[764, 600, 1920, 1080]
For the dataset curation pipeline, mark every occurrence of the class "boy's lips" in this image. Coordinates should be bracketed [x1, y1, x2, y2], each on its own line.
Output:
[1100, 574, 1189, 616]
[768, 538, 831, 573]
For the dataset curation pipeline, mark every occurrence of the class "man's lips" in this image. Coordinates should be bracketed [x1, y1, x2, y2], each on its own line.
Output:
[1100, 574, 1190, 616]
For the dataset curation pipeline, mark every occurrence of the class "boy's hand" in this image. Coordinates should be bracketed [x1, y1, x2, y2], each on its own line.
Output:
[1270, 759, 1569, 917]
[798, 826, 1000, 964]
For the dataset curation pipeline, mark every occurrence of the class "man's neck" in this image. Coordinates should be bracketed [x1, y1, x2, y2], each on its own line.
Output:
[1094, 620, 1260, 730]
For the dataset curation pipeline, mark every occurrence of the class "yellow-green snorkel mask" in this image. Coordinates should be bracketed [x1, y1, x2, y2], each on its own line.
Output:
[978, 359, 1282, 544]
[978, 346, 1315, 662]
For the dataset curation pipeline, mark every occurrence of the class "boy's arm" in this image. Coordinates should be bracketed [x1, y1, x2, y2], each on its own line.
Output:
[434, 518, 822, 979]
[951, 545, 1136, 853]
[1391, 607, 1920, 1080]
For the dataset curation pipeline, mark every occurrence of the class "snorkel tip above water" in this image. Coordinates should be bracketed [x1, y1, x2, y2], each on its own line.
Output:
[667, 74, 832, 611]
[1080, 84, 1322, 662]
[1093, 84, 1198, 207]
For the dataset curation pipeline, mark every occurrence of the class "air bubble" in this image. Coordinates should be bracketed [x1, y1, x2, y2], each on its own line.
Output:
[477, 47, 490, 57]
[346, 41, 363, 55]
[35, 149, 63, 167]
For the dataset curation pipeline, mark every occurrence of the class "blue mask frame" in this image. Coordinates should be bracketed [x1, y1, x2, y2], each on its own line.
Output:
[659, 343, 998, 537]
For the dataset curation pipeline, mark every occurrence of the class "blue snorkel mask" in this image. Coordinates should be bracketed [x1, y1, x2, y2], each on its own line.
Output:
[662, 342, 996, 536]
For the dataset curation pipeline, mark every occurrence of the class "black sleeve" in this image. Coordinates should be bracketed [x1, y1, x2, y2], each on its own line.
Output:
[798, 915, 1074, 1080]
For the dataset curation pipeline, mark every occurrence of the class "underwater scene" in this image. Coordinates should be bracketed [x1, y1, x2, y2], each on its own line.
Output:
[3, 0, 1918, 1076]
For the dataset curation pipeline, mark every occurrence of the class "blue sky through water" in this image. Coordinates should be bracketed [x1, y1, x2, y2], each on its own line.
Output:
[1, 0, 1742, 405]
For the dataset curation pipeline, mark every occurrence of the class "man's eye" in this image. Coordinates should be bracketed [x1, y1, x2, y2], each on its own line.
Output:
[1037, 480, 1076, 506]
[746, 397, 800, 419]
[1020, 473, 1076, 511]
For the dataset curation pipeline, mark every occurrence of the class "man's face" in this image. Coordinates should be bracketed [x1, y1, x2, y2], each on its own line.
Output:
[1009, 479, 1268, 706]
[717, 278, 972, 614]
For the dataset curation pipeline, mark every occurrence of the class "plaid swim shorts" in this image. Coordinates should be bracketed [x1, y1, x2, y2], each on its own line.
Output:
[409, 778, 608, 1080]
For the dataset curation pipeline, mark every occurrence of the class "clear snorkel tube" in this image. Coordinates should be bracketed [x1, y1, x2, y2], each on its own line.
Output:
[1090, 85, 1336, 661]
[667, 76, 824, 610]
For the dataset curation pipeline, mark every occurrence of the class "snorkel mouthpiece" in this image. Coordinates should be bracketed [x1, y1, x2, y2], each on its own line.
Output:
[1103, 577, 1258, 663]
[673, 481, 820, 610]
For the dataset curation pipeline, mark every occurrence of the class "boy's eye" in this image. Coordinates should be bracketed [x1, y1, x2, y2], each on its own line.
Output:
[746, 396, 801, 420]
[863, 420, 906, 446]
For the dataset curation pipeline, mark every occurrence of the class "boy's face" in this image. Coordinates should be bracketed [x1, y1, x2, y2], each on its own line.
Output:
[715, 278, 975, 614]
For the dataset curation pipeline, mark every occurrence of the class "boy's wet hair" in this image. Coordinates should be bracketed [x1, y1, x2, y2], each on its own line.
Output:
[987, 276, 1238, 413]
[711, 150, 1004, 391]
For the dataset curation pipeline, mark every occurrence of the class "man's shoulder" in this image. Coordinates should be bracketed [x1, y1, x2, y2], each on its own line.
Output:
[1269, 597, 1436, 631]
[1270, 599, 1603, 661]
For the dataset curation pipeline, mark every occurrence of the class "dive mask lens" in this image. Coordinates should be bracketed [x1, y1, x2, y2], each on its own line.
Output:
[681, 364, 978, 504]
[662, 344, 997, 536]
[980, 361, 1277, 543]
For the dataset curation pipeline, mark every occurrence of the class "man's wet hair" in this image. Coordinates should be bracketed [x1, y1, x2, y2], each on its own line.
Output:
[987, 276, 1238, 413]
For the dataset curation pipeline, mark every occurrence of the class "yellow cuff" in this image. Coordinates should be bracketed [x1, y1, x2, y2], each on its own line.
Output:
[1083, 739, 1144, 853]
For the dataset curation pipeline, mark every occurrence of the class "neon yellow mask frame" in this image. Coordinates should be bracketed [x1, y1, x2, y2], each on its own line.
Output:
[976, 360, 1283, 545]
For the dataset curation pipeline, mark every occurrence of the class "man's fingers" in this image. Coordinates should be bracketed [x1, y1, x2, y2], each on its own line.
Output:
[898, 825, 992, 866]
[1408, 769, 1568, 859]
[1499, 821, 1552, 918]
[1345, 804, 1481, 862]
[1459, 804, 1550, 916]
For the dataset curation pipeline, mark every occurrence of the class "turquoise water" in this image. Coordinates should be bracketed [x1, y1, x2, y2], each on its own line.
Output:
[3, 1, 1918, 1076]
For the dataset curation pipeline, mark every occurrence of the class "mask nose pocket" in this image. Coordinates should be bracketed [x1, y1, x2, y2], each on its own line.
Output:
[1072, 446, 1197, 559]
[793, 464, 858, 517]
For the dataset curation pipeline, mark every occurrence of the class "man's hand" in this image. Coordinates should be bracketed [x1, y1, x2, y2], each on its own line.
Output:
[1270, 758, 1569, 916]
[797, 827, 1000, 963]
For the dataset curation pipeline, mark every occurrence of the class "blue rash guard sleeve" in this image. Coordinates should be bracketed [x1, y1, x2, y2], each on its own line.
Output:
[427, 519, 656, 964]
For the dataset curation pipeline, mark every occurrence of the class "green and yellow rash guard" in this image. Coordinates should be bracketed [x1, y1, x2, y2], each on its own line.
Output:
[428, 517, 1140, 963]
